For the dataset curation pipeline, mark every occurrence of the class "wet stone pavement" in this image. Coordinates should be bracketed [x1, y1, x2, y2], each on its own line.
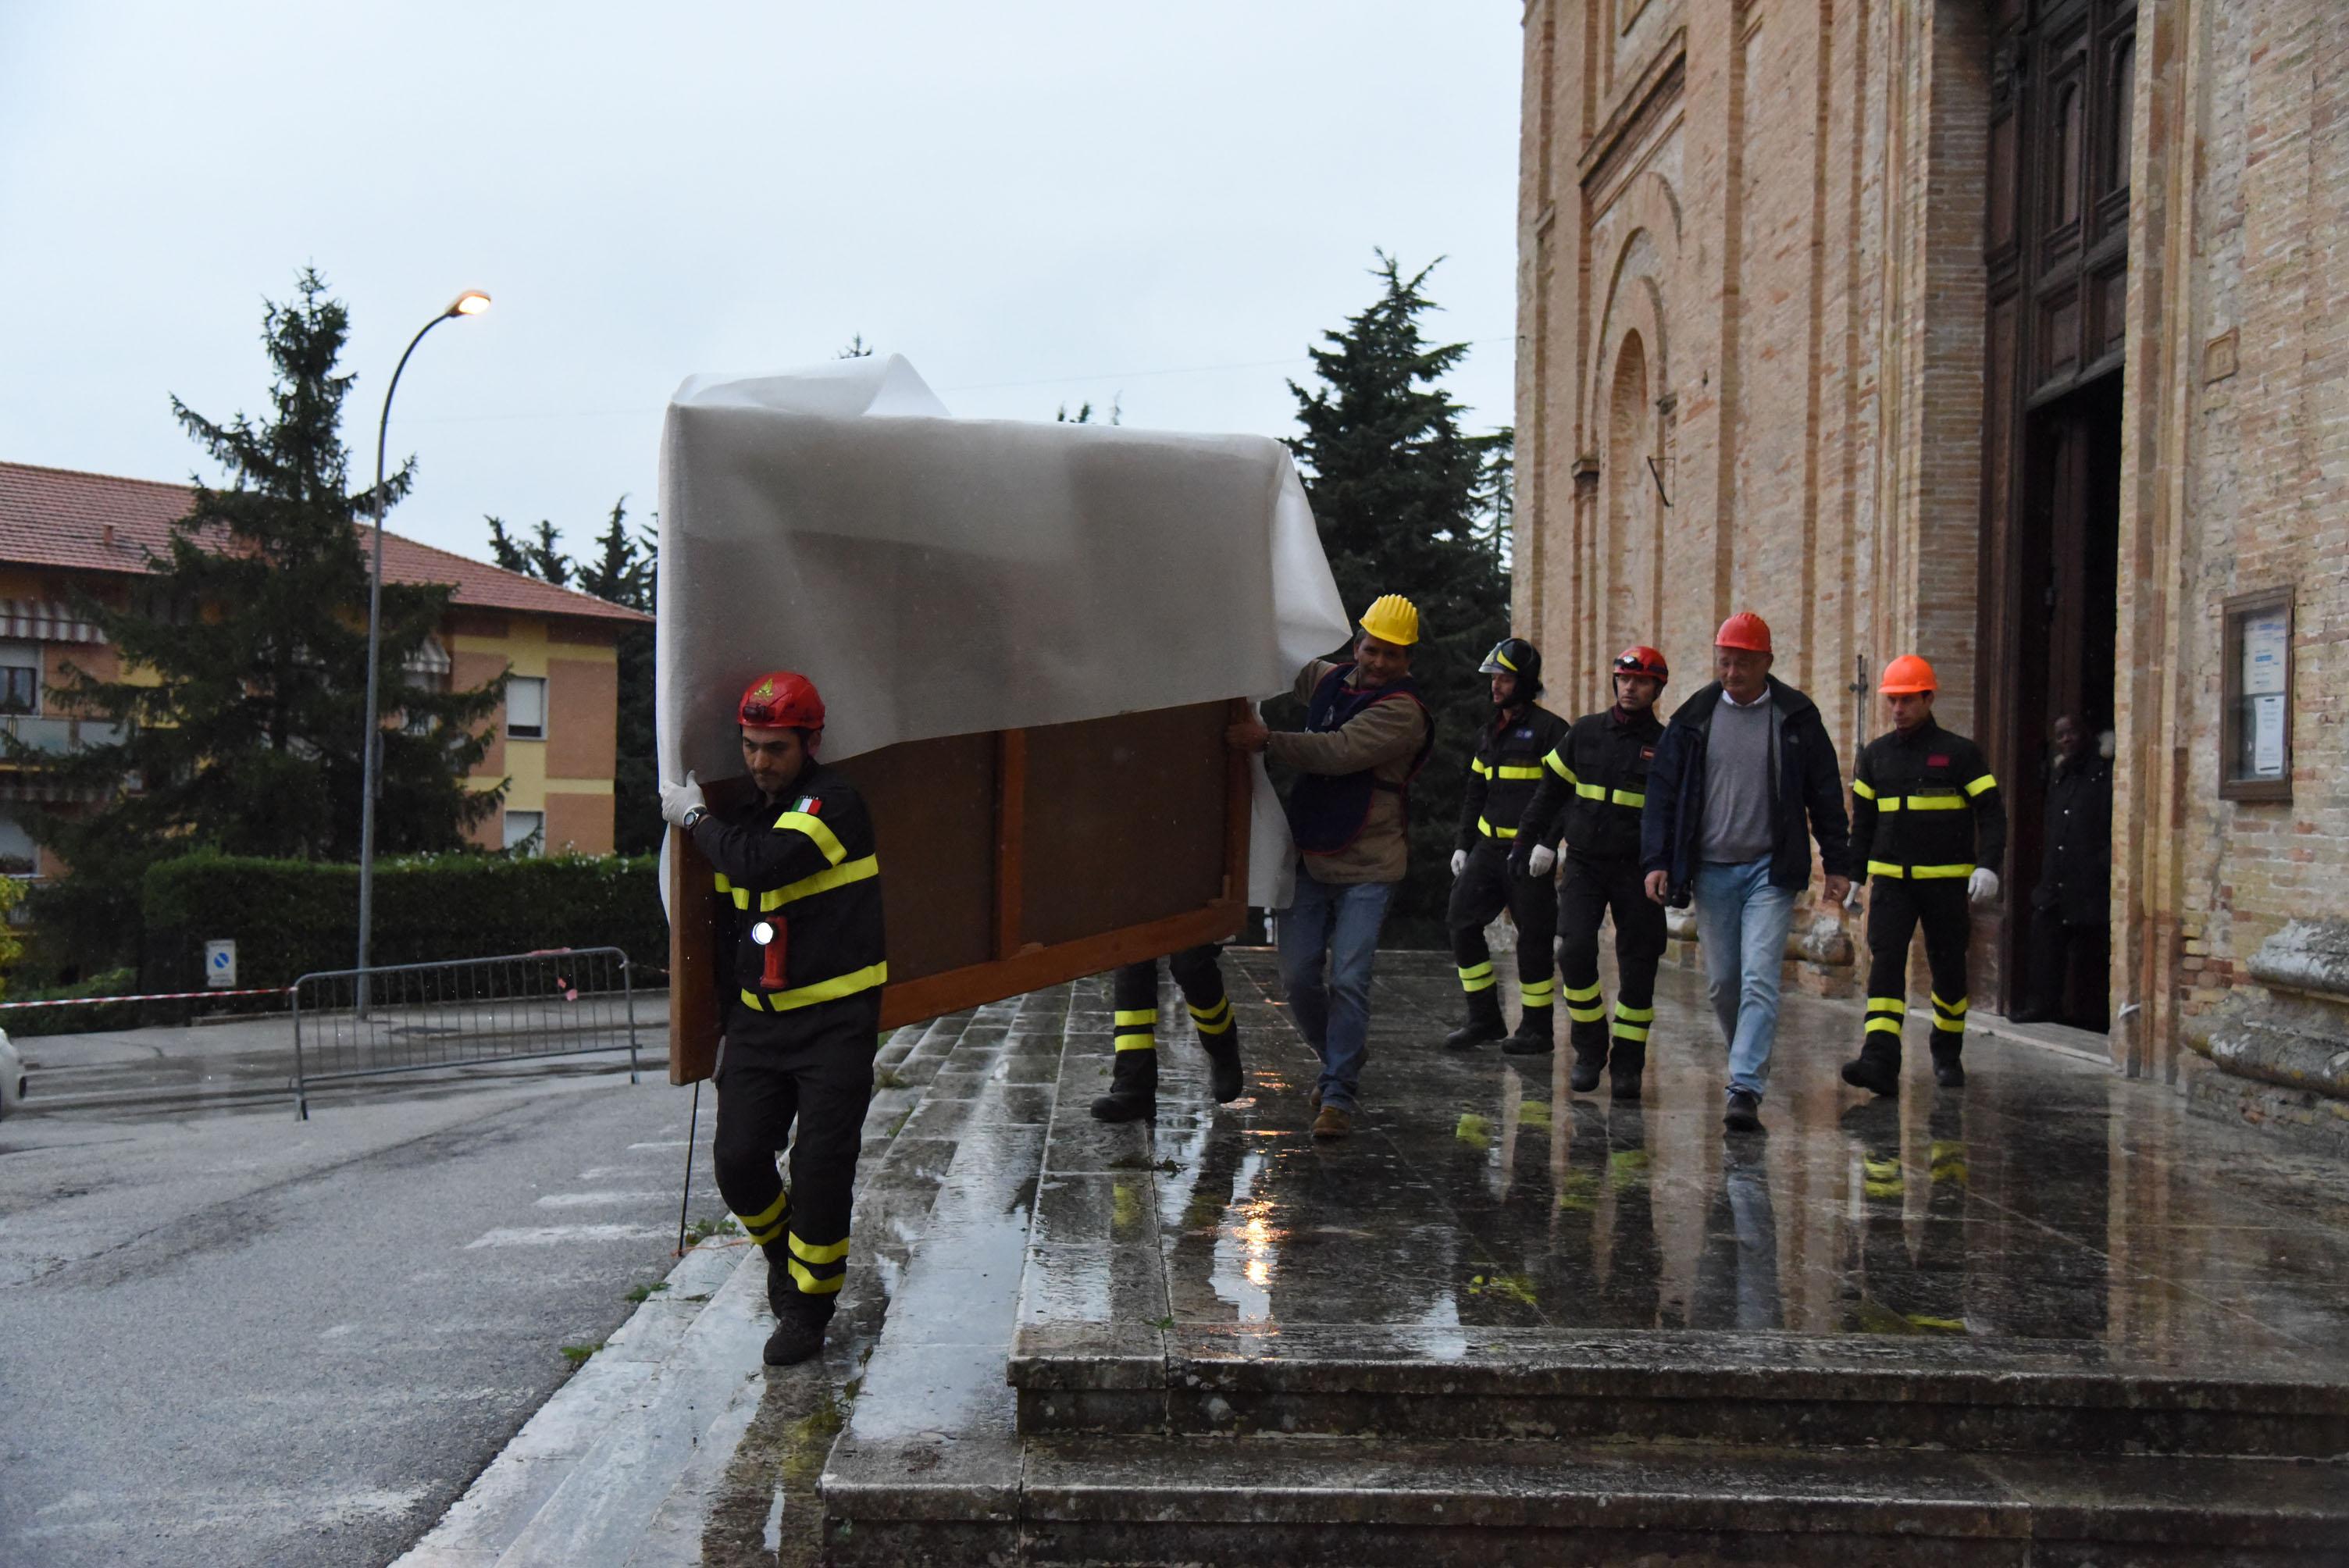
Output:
[783, 950, 2349, 1564]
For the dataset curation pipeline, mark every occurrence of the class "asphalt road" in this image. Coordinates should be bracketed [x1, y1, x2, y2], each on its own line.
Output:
[0, 1050, 724, 1567]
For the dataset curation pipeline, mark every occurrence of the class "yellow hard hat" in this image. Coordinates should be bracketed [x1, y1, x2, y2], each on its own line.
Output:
[1358, 593, 1420, 647]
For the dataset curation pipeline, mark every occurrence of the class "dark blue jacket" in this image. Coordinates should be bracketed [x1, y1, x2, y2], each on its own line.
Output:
[1639, 677, 1854, 891]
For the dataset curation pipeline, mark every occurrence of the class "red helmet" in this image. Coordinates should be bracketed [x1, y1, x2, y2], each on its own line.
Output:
[1613, 645, 1670, 684]
[737, 670, 825, 732]
[1714, 611, 1773, 654]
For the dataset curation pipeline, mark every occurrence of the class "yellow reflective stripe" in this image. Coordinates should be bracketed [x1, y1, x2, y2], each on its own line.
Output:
[1930, 993, 1968, 1016]
[1902, 795, 1967, 811]
[1912, 864, 1973, 879]
[739, 1189, 790, 1232]
[1930, 1018, 1966, 1035]
[1852, 779, 1877, 800]
[1877, 797, 1905, 813]
[1864, 1016, 1905, 1036]
[1460, 962, 1494, 980]
[787, 1232, 851, 1265]
[1863, 1156, 1902, 1181]
[1189, 1005, 1234, 1035]
[739, 960, 889, 1014]
[1519, 979, 1556, 1003]
[1494, 649, 1518, 672]
[715, 872, 751, 910]
[1187, 999, 1230, 1022]
[1563, 981, 1602, 1003]
[1113, 1033, 1157, 1052]
[1543, 750, 1574, 780]
[786, 1258, 847, 1295]
[1610, 789, 1645, 808]
[1460, 974, 1498, 993]
[1867, 861, 1906, 878]
[1610, 1019, 1650, 1041]
[772, 810, 848, 867]
[1114, 1009, 1159, 1027]
[1497, 764, 1545, 780]
[1567, 1003, 1606, 1023]
[1471, 757, 1493, 778]
[1477, 816, 1519, 839]
[1614, 1005, 1656, 1023]
[759, 853, 879, 911]
[1574, 782, 1607, 800]
[747, 1217, 788, 1245]
[1866, 997, 1906, 1015]
[1965, 774, 1998, 796]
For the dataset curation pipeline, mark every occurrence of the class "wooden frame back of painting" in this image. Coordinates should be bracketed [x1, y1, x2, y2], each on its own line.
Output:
[666, 698, 1252, 1082]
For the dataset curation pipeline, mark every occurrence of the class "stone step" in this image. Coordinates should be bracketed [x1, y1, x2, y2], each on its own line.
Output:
[1010, 1324, 2349, 1458]
[822, 1431, 2349, 1567]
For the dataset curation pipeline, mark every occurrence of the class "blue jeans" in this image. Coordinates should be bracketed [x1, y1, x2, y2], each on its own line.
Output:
[1694, 857, 1798, 1099]
[1274, 871, 1394, 1114]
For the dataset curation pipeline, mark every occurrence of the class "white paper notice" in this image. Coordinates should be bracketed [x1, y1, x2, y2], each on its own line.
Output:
[2243, 612, 2288, 696]
[2251, 693, 2287, 778]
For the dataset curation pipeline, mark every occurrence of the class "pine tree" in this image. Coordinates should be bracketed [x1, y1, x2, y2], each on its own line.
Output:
[1282, 252, 1512, 944]
[20, 269, 504, 970]
[483, 497, 660, 854]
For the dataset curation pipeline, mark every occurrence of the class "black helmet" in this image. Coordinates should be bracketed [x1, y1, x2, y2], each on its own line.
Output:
[1477, 637, 1543, 697]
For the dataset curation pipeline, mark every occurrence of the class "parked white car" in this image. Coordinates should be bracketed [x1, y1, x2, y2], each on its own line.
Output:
[0, 1029, 23, 1121]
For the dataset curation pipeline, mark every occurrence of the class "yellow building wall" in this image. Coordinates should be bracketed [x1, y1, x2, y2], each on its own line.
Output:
[449, 615, 620, 854]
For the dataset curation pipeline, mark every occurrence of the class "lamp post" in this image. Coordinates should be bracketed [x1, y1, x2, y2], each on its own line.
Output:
[356, 290, 490, 1003]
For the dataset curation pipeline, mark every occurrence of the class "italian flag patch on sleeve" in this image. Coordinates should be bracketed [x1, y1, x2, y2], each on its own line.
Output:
[793, 795, 821, 815]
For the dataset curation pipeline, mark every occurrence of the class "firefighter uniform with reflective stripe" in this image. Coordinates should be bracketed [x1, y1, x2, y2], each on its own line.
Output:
[1093, 944, 1243, 1121]
[1514, 704, 1668, 1089]
[1849, 718, 2005, 1077]
[691, 760, 887, 1324]
[1448, 700, 1571, 1040]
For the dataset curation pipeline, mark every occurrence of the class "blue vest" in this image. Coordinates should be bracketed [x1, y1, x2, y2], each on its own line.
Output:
[1287, 665, 1435, 856]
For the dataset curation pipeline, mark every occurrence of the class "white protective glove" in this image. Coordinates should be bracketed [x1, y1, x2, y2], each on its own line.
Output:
[1967, 868, 2000, 907]
[1449, 849, 1468, 878]
[658, 770, 704, 828]
[1524, 843, 1558, 878]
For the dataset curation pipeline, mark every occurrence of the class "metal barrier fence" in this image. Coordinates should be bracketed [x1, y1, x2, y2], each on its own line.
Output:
[291, 947, 640, 1117]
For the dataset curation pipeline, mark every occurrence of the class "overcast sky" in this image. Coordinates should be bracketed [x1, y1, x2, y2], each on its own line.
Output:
[1, 2, 1523, 568]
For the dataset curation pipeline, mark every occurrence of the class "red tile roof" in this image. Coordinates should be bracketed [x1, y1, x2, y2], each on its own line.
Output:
[0, 461, 652, 627]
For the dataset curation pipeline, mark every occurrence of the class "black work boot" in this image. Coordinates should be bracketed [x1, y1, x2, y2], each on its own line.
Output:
[1445, 988, 1507, 1052]
[763, 1305, 830, 1368]
[1502, 1003, 1556, 1057]
[1608, 1039, 1647, 1101]
[1930, 1038, 1966, 1089]
[1202, 1030, 1246, 1102]
[1840, 1038, 1902, 1098]
[1090, 1045, 1158, 1122]
[762, 1239, 795, 1320]
[1567, 1021, 1609, 1092]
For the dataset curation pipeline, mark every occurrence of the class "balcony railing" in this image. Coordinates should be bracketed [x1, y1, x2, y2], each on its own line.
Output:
[0, 715, 125, 755]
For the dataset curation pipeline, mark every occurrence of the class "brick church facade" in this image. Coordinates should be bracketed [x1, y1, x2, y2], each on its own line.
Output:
[1514, 0, 2349, 1139]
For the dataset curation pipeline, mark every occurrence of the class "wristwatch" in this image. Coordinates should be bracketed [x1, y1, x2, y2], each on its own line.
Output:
[681, 806, 708, 832]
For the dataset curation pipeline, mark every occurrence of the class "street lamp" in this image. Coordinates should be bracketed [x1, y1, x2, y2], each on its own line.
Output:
[356, 290, 490, 1000]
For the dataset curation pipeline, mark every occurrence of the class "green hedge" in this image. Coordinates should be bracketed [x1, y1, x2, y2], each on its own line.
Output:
[138, 850, 667, 995]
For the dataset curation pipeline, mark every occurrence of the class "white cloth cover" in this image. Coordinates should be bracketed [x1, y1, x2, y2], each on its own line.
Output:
[655, 355, 1348, 909]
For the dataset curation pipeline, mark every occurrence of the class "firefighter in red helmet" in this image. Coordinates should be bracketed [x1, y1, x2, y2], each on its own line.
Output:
[1513, 646, 1672, 1096]
[659, 670, 887, 1368]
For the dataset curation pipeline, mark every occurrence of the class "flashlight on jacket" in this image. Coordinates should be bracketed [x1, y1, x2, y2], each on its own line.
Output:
[751, 918, 788, 989]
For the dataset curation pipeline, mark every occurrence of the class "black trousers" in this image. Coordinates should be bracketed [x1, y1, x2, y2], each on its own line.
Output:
[2025, 908, 2110, 1030]
[1112, 943, 1233, 1052]
[713, 993, 881, 1320]
[1862, 877, 1972, 1055]
[1555, 853, 1667, 1042]
[1446, 839, 1558, 1010]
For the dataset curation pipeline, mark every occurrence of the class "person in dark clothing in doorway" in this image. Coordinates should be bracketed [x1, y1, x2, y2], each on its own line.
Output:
[1443, 637, 1570, 1054]
[1513, 646, 1670, 1096]
[659, 671, 886, 1369]
[2011, 714, 2112, 1029]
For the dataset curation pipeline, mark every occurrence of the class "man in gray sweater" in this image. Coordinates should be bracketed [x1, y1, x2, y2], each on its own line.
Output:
[1641, 611, 1854, 1132]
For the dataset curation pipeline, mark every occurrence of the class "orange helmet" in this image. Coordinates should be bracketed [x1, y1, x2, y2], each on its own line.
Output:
[738, 670, 825, 731]
[1613, 645, 1670, 684]
[1714, 611, 1773, 654]
[1878, 654, 1937, 695]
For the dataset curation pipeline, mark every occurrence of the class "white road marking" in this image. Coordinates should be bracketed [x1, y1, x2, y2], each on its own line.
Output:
[626, 1140, 691, 1149]
[464, 1224, 665, 1248]
[535, 1190, 665, 1207]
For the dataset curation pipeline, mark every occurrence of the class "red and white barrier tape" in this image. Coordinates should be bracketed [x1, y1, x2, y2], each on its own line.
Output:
[0, 985, 291, 1010]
